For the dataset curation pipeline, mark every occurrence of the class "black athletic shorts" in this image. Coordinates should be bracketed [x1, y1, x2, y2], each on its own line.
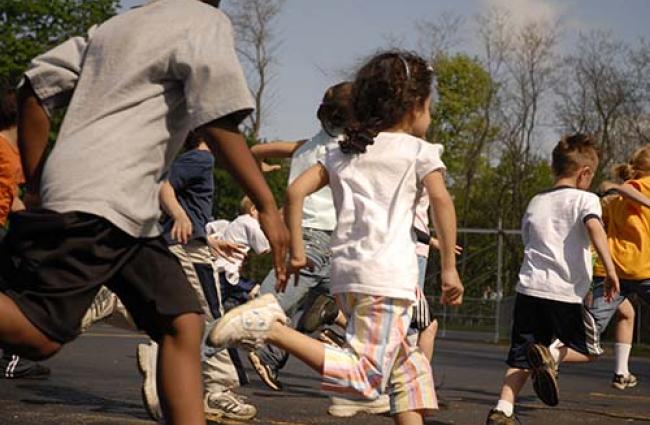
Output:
[1, 209, 202, 343]
[506, 293, 602, 369]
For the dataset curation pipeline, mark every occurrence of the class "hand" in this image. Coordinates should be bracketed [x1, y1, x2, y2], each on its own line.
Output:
[171, 212, 193, 244]
[258, 208, 289, 287]
[248, 284, 261, 299]
[604, 271, 620, 303]
[429, 237, 463, 255]
[440, 268, 464, 306]
[207, 237, 246, 262]
[23, 191, 41, 210]
[260, 161, 282, 173]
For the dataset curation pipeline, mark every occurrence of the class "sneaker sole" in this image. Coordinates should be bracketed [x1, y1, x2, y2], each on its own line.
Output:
[208, 294, 280, 349]
[137, 344, 161, 421]
[247, 352, 282, 391]
[612, 380, 639, 390]
[328, 403, 390, 417]
[526, 344, 559, 406]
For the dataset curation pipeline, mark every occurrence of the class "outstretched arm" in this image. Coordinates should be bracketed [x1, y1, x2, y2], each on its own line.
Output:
[601, 181, 650, 208]
[197, 113, 289, 284]
[17, 79, 50, 206]
[282, 163, 329, 291]
[423, 171, 464, 306]
[250, 140, 307, 160]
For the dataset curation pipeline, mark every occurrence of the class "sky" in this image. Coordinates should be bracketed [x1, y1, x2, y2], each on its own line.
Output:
[119, 0, 650, 143]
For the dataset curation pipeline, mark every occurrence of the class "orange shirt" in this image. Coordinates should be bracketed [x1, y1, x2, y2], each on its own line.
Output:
[0, 134, 24, 226]
[594, 176, 650, 280]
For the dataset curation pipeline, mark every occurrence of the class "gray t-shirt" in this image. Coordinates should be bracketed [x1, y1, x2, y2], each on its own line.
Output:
[24, 0, 254, 237]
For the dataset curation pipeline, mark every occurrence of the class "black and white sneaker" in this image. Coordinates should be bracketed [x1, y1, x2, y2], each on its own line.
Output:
[526, 343, 559, 406]
[612, 373, 638, 390]
[204, 390, 257, 421]
[247, 351, 282, 391]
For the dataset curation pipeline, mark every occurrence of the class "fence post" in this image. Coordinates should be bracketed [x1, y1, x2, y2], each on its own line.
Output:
[494, 217, 503, 343]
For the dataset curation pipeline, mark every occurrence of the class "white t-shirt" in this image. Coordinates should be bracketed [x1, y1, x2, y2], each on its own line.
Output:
[208, 214, 270, 285]
[288, 129, 339, 231]
[516, 187, 602, 304]
[323, 132, 446, 301]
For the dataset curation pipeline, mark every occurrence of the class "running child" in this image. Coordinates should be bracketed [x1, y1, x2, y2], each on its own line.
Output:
[0, 2, 287, 425]
[209, 51, 464, 425]
[486, 134, 619, 425]
[590, 145, 650, 390]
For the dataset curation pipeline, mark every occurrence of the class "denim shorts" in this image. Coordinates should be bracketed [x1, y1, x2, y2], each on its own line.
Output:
[589, 276, 650, 334]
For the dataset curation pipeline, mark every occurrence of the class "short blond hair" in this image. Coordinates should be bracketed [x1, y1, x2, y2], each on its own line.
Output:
[240, 196, 255, 214]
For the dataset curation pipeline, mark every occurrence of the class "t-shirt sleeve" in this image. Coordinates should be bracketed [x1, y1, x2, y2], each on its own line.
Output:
[206, 219, 230, 238]
[246, 220, 270, 254]
[174, 13, 254, 130]
[22, 27, 96, 116]
[415, 142, 446, 182]
[580, 193, 602, 224]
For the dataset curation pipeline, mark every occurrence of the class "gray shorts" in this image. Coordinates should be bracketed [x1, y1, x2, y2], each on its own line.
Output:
[589, 276, 650, 334]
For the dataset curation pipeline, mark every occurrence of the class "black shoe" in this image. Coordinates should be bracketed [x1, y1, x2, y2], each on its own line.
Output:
[485, 409, 515, 425]
[0, 356, 50, 380]
[525, 343, 559, 406]
[247, 351, 282, 391]
[297, 294, 339, 333]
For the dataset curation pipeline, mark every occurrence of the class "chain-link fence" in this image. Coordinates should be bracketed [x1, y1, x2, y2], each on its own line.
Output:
[425, 225, 650, 346]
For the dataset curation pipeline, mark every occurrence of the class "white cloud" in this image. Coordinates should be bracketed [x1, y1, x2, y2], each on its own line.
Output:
[479, 0, 563, 26]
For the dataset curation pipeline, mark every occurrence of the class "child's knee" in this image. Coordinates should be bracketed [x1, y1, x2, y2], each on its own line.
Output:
[16, 339, 62, 361]
[170, 312, 205, 338]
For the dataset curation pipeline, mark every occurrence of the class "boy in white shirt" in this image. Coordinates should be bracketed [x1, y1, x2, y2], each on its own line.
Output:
[486, 134, 619, 425]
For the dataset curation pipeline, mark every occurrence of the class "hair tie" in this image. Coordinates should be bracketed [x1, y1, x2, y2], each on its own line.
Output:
[397, 55, 411, 81]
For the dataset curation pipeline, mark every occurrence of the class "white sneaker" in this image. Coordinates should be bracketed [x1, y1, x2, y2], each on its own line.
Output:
[80, 286, 119, 332]
[328, 394, 390, 417]
[204, 390, 257, 421]
[208, 294, 287, 350]
[137, 342, 162, 421]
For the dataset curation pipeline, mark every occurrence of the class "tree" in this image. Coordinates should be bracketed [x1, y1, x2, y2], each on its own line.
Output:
[0, 0, 119, 87]
[225, 0, 284, 140]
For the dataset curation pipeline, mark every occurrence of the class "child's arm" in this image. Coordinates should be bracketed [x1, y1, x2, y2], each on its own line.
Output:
[159, 180, 193, 244]
[282, 163, 329, 291]
[585, 217, 620, 301]
[601, 181, 650, 208]
[423, 171, 464, 306]
[17, 80, 50, 207]
[250, 140, 307, 160]
[197, 115, 288, 284]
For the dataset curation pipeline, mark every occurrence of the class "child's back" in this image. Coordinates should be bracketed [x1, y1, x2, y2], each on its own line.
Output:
[326, 132, 444, 301]
[517, 187, 601, 303]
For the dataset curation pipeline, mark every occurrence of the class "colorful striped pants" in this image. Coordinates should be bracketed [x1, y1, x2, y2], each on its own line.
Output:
[322, 292, 437, 415]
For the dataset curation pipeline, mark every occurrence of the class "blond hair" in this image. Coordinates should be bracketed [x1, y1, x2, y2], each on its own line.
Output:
[240, 196, 255, 215]
[612, 144, 650, 181]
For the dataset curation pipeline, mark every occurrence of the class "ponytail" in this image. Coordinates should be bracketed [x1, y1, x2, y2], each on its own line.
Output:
[611, 163, 634, 182]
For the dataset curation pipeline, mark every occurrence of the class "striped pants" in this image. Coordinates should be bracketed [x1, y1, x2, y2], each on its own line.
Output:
[322, 293, 437, 415]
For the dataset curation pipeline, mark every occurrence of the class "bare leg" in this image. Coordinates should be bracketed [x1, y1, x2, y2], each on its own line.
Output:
[498, 368, 530, 404]
[0, 293, 61, 360]
[615, 299, 635, 345]
[266, 322, 325, 372]
[157, 313, 205, 425]
[417, 319, 438, 362]
[556, 345, 597, 363]
[394, 410, 424, 425]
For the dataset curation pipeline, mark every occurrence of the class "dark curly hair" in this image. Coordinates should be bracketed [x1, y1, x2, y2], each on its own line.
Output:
[317, 81, 353, 133]
[340, 51, 434, 154]
[551, 133, 600, 177]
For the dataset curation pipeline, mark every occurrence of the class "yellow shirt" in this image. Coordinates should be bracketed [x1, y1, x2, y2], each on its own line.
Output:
[594, 176, 650, 280]
[0, 134, 24, 226]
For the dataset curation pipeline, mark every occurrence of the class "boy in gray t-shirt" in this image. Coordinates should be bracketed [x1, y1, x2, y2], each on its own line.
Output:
[0, 1, 287, 424]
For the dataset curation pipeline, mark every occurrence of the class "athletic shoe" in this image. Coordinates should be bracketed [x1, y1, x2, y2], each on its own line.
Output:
[208, 294, 287, 350]
[328, 395, 390, 417]
[204, 390, 257, 421]
[612, 373, 638, 390]
[80, 286, 118, 332]
[525, 343, 559, 406]
[247, 351, 283, 391]
[0, 355, 50, 380]
[296, 294, 339, 333]
[485, 408, 515, 425]
[137, 342, 162, 421]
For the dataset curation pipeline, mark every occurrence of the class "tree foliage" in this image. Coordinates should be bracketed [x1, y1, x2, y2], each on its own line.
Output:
[0, 0, 119, 86]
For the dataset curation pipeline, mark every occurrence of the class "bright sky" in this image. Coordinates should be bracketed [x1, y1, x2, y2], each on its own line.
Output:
[120, 0, 650, 143]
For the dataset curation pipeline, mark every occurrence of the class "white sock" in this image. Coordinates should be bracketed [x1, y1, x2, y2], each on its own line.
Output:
[549, 339, 562, 363]
[495, 399, 514, 417]
[614, 343, 631, 376]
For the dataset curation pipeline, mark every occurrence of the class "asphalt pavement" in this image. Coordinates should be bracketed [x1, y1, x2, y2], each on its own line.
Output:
[0, 324, 648, 425]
